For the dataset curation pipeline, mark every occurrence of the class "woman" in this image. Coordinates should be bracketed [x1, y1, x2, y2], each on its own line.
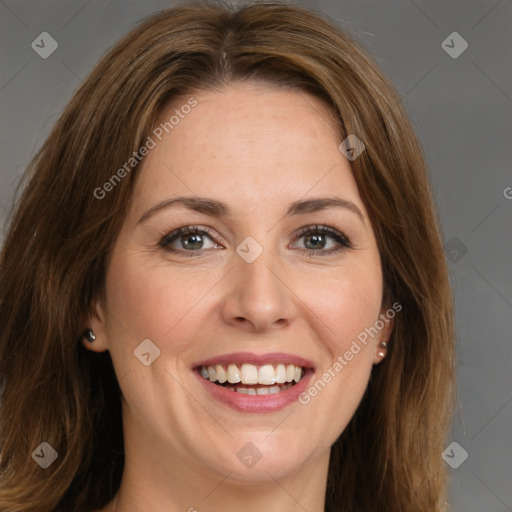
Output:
[0, 2, 455, 511]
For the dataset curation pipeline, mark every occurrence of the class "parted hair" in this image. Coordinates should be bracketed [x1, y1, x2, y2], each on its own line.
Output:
[0, 1, 455, 511]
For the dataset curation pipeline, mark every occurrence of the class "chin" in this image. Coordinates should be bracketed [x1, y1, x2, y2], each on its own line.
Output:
[199, 432, 323, 483]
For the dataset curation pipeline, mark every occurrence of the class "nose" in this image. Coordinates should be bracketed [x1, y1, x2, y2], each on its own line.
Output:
[220, 249, 297, 332]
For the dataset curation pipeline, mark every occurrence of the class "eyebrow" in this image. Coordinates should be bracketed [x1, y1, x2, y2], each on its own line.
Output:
[137, 195, 365, 224]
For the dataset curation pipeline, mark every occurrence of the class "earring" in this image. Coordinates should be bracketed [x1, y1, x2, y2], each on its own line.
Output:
[84, 329, 96, 343]
[378, 341, 387, 358]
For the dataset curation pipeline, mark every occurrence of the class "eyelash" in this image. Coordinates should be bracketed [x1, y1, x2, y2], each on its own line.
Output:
[158, 224, 353, 258]
[295, 225, 353, 256]
[158, 225, 218, 257]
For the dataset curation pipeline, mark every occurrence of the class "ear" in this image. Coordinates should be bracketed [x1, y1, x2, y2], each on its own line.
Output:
[372, 308, 395, 365]
[81, 299, 110, 353]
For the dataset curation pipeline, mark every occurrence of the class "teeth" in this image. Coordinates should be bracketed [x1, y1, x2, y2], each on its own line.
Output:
[200, 363, 305, 386]
[275, 364, 286, 383]
[240, 364, 258, 385]
[258, 364, 276, 385]
[215, 364, 227, 383]
[227, 364, 241, 384]
[230, 384, 292, 394]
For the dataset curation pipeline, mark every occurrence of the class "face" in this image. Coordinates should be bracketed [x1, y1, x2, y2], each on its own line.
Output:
[89, 82, 393, 484]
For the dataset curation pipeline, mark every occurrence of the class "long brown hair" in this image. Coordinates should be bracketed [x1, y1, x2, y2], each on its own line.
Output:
[0, 2, 455, 511]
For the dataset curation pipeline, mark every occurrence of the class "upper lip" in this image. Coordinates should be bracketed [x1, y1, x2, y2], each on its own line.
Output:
[192, 352, 314, 369]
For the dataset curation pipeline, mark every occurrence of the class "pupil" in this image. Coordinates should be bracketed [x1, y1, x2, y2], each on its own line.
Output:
[305, 234, 325, 250]
[182, 234, 203, 249]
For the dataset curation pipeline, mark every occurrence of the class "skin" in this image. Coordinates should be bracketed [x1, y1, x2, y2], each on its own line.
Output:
[88, 81, 393, 512]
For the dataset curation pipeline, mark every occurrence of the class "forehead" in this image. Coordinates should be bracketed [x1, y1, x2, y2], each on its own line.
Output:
[132, 82, 363, 216]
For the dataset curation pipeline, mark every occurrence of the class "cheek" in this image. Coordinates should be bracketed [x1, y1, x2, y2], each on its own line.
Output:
[106, 261, 161, 337]
[295, 260, 383, 355]
[295, 265, 382, 433]
[104, 252, 211, 352]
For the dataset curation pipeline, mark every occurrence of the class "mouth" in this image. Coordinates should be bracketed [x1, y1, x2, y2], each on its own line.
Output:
[192, 352, 314, 412]
[197, 363, 306, 395]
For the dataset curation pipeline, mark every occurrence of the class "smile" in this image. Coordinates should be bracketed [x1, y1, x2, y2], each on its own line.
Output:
[192, 352, 314, 412]
[199, 363, 305, 395]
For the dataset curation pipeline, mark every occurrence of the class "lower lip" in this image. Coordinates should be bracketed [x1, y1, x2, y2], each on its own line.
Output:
[194, 369, 314, 413]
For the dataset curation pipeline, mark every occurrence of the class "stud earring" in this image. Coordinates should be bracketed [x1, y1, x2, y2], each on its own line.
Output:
[378, 341, 387, 358]
[84, 329, 96, 343]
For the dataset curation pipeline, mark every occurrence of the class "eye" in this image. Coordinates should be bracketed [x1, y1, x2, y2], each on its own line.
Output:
[291, 225, 353, 255]
[159, 225, 222, 255]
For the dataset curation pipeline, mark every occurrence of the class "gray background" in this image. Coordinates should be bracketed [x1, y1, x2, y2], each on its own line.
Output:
[1, 0, 511, 510]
